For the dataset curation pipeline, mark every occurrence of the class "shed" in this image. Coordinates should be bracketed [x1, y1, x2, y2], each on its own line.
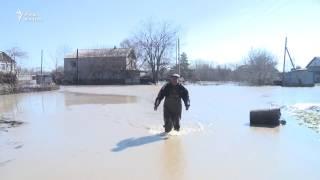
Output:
[36, 74, 53, 85]
[282, 69, 315, 87]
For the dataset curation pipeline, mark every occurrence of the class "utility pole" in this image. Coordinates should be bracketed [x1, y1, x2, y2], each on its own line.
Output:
[76, 48, 79, 84]
[282, 37, 296, 85]
[40, 49, 43, 75]
[282, 37, 287, 85]
[39, 49, 44, 85]
[55, 57, 58, 74]
[176, 39, 178, 73]
[286, 46, 295, 69]
[178, 38, 180, 75]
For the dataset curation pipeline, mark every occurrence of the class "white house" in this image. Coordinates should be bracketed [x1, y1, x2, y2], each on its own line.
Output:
[0, 51, 16, 74]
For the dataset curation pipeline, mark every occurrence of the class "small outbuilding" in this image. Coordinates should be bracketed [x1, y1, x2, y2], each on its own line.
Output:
[282, 69, 315, 87]
[36, 74, 53, 85]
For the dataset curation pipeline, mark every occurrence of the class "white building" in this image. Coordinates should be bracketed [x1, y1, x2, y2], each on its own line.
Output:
[306, 57, 320, 83]
[64, 48, 140, 84]
[0, 51, 16, 74]
[283, 69, 315, 87]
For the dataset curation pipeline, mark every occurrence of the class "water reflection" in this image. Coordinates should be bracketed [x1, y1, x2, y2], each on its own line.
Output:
[0, 92, 65, 115]
[0, 94, 22, 113]
[161, 138, 186, 180]
[64, 92, 137, 106]
[0, 91, 138, 115]
[249, 125, 281, 134]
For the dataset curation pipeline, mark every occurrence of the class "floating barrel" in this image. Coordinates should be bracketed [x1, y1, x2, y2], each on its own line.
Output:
[250, 108, 281, 127]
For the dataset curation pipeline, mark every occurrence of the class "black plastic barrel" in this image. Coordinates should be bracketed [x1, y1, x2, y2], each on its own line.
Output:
[250, 108, 281, 127]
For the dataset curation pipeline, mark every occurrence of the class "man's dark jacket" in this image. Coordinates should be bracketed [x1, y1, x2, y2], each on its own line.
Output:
[154, 83, 190, 108]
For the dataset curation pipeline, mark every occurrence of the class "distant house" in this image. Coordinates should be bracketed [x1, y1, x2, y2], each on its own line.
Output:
[306, 57, 320, 83]
[0, 51, 16, 74]
[64, 48, 140, 85]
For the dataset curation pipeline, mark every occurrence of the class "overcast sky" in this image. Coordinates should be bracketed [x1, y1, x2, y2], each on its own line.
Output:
[1, 0, 320, 71]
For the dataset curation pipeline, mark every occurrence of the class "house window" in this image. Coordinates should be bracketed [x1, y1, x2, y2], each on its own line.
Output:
[1, 64, 5, 71]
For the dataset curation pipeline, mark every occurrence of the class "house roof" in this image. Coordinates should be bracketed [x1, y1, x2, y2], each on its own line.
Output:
[0, 51, 15, 63]
[64, 48, 134, 59]
[306, 57, 320, 68]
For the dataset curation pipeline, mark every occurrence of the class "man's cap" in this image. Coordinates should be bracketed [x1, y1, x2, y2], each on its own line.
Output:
[171, 74, 180, 78]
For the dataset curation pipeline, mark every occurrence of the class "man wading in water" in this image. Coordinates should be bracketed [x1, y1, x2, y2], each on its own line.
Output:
[154, 74, 190, 133]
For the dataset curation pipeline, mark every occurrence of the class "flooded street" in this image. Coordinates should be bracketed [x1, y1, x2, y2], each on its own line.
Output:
[1, 84, 320, 180]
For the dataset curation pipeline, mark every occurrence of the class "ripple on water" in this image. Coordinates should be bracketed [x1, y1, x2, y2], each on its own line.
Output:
[147, 122, 209, 136]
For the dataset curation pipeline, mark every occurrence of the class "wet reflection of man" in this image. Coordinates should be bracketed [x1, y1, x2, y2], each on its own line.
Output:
[161, 138, 186, 180]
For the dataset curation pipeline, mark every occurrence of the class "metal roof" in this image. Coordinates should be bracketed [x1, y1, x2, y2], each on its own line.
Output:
[306, 57, 320, 68]
[64, 48, 134, 59]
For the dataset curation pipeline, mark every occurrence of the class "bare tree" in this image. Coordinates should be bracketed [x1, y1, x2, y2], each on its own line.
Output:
[50, 46, 71, 84]
[50, 46, 71, 73]
[6, 47, 28, 74]
[120, 39, 141, 70]
[239, 49, 279, 85]
[122, 20, 178, 83]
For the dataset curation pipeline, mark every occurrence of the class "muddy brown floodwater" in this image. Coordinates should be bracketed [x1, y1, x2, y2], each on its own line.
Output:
[1, 84, 320, 180]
